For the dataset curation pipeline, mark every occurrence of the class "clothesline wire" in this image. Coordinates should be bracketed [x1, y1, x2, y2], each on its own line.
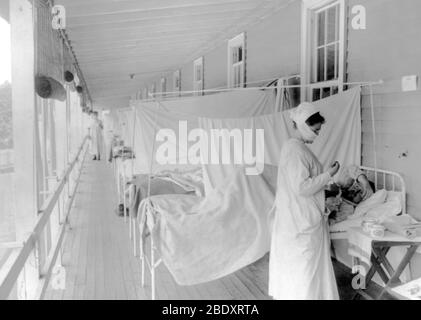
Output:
[136, 80, 384, 102]
[205, 76, 294, 91]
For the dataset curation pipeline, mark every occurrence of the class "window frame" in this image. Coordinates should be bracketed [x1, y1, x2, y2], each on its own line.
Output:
[173, 70, 181, 96]
[160, 77, 166, 95]
[193, 57, 204, 96]
[150, 82, 156, 98]
[300, 0, 347, 102]
[227, 32, 246, 88]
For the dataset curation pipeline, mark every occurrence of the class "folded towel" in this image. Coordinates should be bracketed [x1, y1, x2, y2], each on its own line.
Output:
[383, 215, 421, 239]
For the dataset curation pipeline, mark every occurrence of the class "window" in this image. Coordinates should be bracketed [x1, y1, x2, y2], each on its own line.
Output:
[301, 0, 346, 101]
[173, 70, 181, 96]
[150, 82, 156, 98]
[160, 77, 166, 95]
[228, 33, 246, 88]
[193, 57, 204, 96]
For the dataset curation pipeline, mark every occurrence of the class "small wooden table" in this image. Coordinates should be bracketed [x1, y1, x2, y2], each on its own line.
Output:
[385, 277, 421, 300]
[348, 227, 421, 300]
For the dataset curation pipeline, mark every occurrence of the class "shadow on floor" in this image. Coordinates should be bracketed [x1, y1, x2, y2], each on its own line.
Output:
[333, 258, 396, 300]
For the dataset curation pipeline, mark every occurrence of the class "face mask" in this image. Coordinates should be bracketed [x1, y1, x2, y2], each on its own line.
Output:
[297, 122, 318, 143]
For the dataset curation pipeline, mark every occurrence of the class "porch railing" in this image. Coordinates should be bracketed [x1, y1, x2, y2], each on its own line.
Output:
[0, 136, 90, 300]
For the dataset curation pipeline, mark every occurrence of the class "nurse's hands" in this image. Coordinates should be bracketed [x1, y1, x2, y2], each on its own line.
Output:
[328, 161, 340, 177]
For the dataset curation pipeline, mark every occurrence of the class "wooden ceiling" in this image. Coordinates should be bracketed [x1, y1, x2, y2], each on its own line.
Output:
[55, 0, 293, 109]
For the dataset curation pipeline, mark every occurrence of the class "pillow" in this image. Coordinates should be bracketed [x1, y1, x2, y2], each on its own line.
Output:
[350, 189, 387, 220]
[386, 191, 404, 208]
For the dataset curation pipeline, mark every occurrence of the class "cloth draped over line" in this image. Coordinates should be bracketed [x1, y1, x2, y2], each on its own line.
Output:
[199, 87, 361, 193]
[136, 87, 361, 286]
[131, 89, 279, 175]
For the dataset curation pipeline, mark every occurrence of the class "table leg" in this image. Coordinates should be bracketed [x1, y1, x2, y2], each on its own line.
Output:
[377, 245, 418, 300]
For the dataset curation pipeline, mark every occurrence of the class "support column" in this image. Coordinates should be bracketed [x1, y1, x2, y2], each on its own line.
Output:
[10, 0, 40, 300]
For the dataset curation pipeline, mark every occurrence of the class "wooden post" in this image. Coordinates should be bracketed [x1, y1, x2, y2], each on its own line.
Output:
[10, 0, 40, 300]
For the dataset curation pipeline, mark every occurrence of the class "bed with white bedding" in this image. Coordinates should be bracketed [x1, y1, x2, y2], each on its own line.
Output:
[329, 166, 406, 240]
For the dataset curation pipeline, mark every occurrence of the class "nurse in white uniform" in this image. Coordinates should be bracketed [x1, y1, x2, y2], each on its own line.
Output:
[269, 102, 340, 300]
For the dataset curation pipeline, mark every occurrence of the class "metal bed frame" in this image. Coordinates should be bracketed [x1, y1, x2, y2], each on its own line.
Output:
[138, 165, 408, 300]
[330, 166, 406, 240]
[138, 200, 162, 300]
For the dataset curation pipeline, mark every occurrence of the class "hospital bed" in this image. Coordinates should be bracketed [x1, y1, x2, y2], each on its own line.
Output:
[329, 166, 406, 240]
[124, 168, 204, 257]
[136, 167, 276, 300]
[137, 165, 410, 300]
[327, 166, 421, 298]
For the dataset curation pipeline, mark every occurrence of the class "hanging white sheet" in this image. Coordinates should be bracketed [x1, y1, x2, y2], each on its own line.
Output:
[132, 89, 278, 174]
[199, 87, 362, 193]
[140, 87, 362, 286]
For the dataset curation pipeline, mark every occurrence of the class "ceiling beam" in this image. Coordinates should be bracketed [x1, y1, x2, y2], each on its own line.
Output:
[77, 48, 197, 63]
[75, 42, 198, 56]
[80, 54, 188, 66]
[68, 25, 228, 43]
[65, 11, 247, 32]
[71, 36, 213, 51]
[58, 0, 261, 18]
[65, 3, 262, 26]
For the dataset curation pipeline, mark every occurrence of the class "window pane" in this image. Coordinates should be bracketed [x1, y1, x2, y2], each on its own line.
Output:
[317, 47, 325, 82]
[196, 66, 202, 81]
[335, 42, 339, 79]
[322, 87, 331, 98]
[326, 44, 336, 80]
[317, 11, 326, 46]
[332, 86, 339, 95]
[238, 46, 242, 62]
[312, 88, 321, 101]
[327, 5, 337, 43]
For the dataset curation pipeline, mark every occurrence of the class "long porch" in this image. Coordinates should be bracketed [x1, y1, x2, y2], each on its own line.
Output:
[43, 158, 388, 300]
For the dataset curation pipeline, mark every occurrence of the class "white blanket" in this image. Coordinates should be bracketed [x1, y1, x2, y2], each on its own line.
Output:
[139, 168, 275, 285]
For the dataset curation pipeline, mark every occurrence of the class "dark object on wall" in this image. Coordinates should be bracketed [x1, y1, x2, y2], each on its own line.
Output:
[76, 85, 83, 94]
[35, 75, 66, 101]
[64, 70, 74, 83]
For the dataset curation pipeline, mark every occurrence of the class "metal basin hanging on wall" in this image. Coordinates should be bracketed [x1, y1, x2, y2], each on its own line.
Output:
[35, 75, 66, 101]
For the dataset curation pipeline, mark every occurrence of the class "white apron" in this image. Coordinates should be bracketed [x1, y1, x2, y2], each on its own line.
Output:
[269, 138, 339, 300]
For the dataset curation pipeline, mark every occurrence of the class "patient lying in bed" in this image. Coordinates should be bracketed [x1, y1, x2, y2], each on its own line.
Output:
[326, 165, 375, 225]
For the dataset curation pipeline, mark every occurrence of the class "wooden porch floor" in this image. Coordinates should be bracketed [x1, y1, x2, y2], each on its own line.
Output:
[43, 158, 389, 300]
[43, 158, 270, 300]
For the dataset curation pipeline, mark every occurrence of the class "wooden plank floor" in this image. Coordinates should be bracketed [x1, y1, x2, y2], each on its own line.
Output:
[43, 158, 393, 300]
[43, 158, 271, 300]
